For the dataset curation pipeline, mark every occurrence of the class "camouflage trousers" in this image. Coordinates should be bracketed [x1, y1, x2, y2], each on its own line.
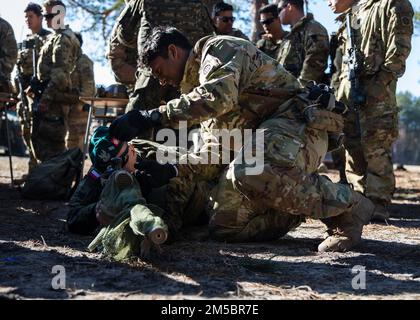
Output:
[125, 69, 179, 112]
[209, 117, 364, 242]
[343, 103, 399, 205]
[32, 101, 69, 162]
[66, 103, 89, 151]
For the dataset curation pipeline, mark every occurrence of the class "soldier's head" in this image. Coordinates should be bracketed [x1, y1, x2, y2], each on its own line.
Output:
[139, 27, 192, 88]
[25, 3, 43, 33]
[89, 126, 137, 173]
[327, 0, 355, 13]
[259, 4, 282, 36]
[278, 0, 304, 26]
[212, 2, 235, 35]
[42, 0, 66, 30]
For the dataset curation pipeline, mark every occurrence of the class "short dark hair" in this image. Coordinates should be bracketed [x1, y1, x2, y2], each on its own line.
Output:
[43, 0, 66, 10]
[259, 4, 278, 17]
[139, 26, 192, 68]
[212, 1, 234, 17]
[74, 32, 83, 46]
[279, 0, 304, 12]
[25, 3, 43, 16]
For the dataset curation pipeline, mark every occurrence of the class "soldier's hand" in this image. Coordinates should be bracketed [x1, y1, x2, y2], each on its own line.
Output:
[110, 109, 161, 141]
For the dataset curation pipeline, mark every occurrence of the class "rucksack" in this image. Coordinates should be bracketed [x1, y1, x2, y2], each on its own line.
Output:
[22, 148, 84, 200]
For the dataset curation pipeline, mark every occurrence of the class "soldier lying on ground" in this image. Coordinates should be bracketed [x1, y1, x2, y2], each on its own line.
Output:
[110, 27, 376, 253]
[67, 126, 185, 260]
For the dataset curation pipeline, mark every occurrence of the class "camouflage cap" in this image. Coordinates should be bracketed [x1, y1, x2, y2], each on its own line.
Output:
[89, 126, 128, 172]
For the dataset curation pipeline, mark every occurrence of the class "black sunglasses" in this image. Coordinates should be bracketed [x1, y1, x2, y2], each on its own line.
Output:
[217, 16, 235, 23]
[43, 13, 58, 19]
[260, 17, 276, 25]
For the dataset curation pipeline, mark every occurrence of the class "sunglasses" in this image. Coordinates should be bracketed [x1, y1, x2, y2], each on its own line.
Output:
[43, 13, 58, 19]
[217, 16, 235, 23]
[260, 17, 276, 25]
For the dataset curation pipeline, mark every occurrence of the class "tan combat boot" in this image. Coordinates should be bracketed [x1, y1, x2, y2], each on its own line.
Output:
[371, 199, 390, 222]
[318, 192, 375, 252]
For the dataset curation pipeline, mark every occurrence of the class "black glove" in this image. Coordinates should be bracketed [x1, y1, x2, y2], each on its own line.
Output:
[135, 160, 177, 189]
[110, 109, 163, 141]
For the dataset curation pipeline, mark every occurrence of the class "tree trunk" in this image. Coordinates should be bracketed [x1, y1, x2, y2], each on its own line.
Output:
[251, 0, 268, 42]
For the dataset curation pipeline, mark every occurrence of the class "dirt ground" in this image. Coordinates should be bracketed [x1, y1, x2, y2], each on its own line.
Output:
[0, 155, 419, 300]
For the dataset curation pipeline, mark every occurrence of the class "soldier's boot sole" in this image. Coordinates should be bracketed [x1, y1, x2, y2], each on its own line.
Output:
[114, 170, 134, 189]
[319, 192, 375, 253]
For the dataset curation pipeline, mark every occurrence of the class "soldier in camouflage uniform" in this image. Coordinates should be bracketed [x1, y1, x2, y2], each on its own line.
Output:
[328, 0, 414, 220]
[211, 1, 249, 40]
[276, 0, 329, 85]
[0, 17, 17, 155]
[68, 127, 208, 258]
[107, 0, 215, 112]
[66, 32, 95, 151]
[0, 17, 17, 94]
[27, 0, 81, 162]
[110, 27, 376, 252]
[16, 3, 51, 170]
[256, 4, 287, 59]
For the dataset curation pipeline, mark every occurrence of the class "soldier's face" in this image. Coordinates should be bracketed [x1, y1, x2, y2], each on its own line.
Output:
[213, 10, 234, 35]
[149, 44, 187, 88]
[278, 2, 291, 25]
[327, 0, 354, 13]
[260, 13, 280, 35]
[25, 11, 43, 32]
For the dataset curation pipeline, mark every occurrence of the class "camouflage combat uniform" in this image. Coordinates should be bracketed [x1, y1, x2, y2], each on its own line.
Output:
[67, 53, 95, 150]
[67, 145, 208, 238]
[107, 24, 139, 92]
[219, 28, 249, 41]
[0, 17, 17, 93]
[256, 35, 286, 59]
[109, 0, 215, 112]
[16, 28, 51, 169]
[276, 13, 329, 85]
[34, 25, 81, 161]
[332, 0, 414, 207]
[157, 35, 367, 242]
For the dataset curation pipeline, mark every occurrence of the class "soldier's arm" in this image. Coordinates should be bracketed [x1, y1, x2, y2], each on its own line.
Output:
[107, 38, 137, 86]
[161, 43, 245, 128]
[79, 56, 96, 97]
[0, 22, 18, 77]
[41, 35, 79, 102]
[380, 0, 414, 84]
[300, 24, 329, 85]
[67, 175, 102, 235]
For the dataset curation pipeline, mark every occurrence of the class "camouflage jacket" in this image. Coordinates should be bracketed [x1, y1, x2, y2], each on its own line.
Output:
[113, 0, 215, 52]
[67, 168, 103, 235]
[0, 17, 17, 88]
[161, 35, 302, 150]
[106, 26, 138, 89]
[108, 0, 215, 88]
[71, 53, 96, 98]
[256, 35, 286, 59]
[37, 26, 81, 103]
[332, 0, 414, 107]
[17, 29, 51, 83]
[276, 13, 329, 85]
[218, 28, 250, 41]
